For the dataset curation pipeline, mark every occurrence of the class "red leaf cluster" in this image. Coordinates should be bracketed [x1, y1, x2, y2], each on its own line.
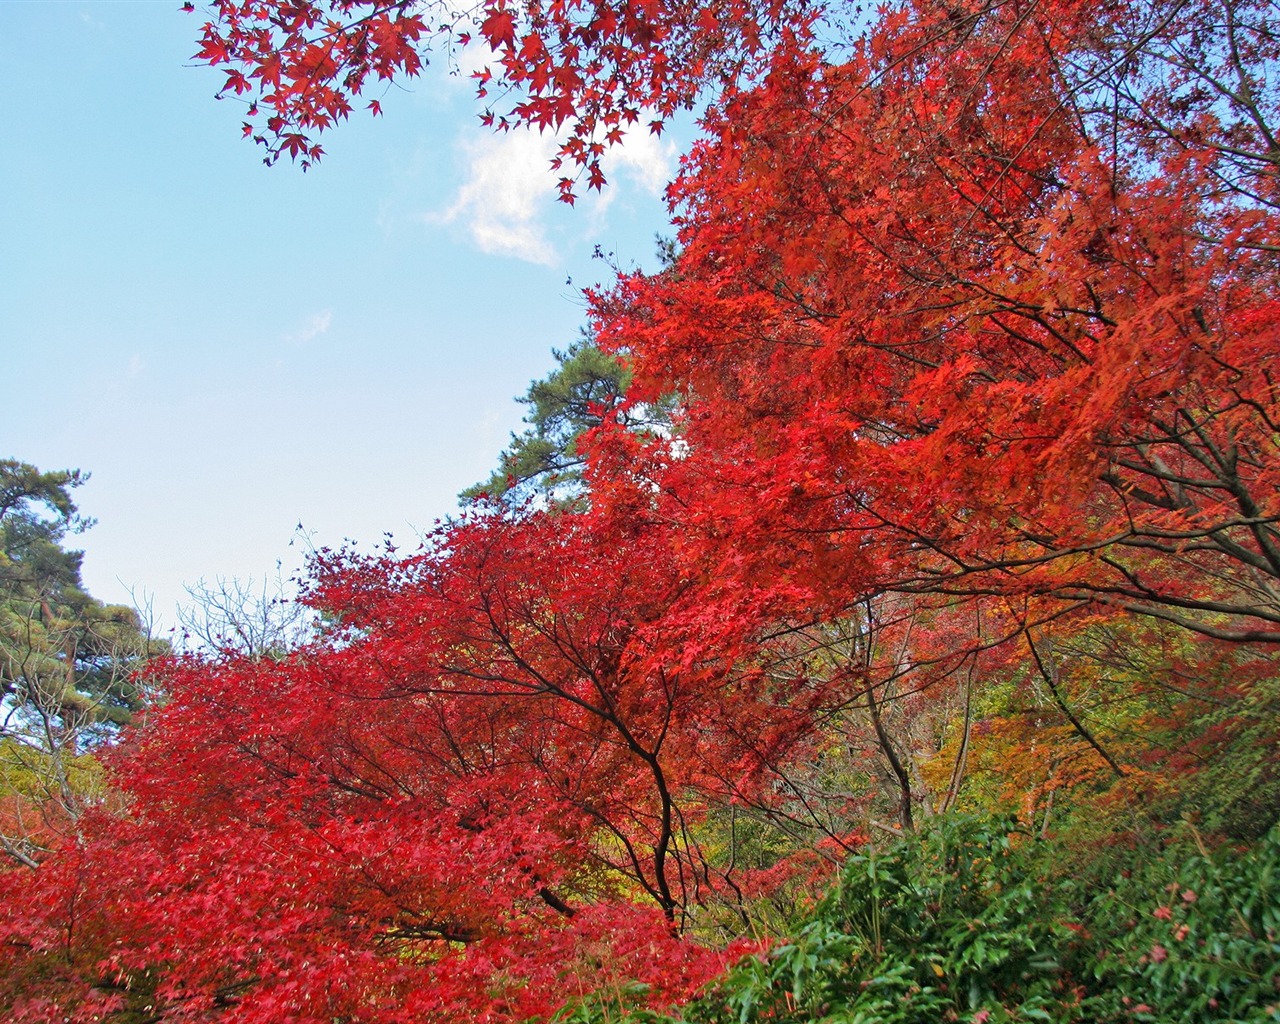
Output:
[191, 0, 803, 190]
[592, 0, 1280, 641]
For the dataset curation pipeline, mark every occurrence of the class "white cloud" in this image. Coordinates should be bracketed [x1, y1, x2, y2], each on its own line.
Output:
[432, 119, 676, 265]
[605, 125, 677, 196]
[580, 123, 678, 229]
[432, 127, 561, 265]
[452, 35, 503, 83]
[286, 310, 333, 345]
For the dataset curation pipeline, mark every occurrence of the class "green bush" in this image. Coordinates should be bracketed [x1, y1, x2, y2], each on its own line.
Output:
[556, 817, 1280, 1024]
[692, 817, 1076, 1024]
[1080, 826, 1280, 1022]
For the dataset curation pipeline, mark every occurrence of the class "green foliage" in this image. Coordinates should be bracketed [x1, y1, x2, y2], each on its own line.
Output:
[1, 458, 165, 866]
[683, 805, 840, 945]
[0, 460, 91, 620]
[918, 617, 1280, 856]
[0, 459, 159, 741]
[463, 334, 681, 508]
[551, 982, 666, 1024]
[685, 818, 1074, 1024]
[1149, 673, 1280, 842]
[0, 737, 105, 799]
[1081, 825, 1280, 1022]
[557, 815, 1280, 1024]
[462, 334, 633, 507]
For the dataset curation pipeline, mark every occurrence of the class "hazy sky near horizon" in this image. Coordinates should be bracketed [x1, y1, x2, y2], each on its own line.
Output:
[2, 0, 684, 631]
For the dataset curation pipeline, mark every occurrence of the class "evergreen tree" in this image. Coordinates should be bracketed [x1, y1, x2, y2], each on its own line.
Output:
[0, 459, 164, 867]
[462, 334, 644, 507]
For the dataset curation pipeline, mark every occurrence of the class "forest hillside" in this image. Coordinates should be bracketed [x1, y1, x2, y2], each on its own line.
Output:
[3, 0, 1278, 1019]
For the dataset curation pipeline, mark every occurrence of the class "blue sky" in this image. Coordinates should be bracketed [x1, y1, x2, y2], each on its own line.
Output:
[2, 0, 682, 630]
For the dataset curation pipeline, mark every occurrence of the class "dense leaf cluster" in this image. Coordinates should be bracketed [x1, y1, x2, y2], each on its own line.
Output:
[563, 816, 1280, 1024]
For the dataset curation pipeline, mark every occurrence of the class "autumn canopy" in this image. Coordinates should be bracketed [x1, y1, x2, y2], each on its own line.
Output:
[2, 0, 1278, 1020]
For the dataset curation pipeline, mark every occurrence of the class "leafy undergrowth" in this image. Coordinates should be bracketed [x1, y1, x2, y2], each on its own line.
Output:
[555, 816, 1280, 1024]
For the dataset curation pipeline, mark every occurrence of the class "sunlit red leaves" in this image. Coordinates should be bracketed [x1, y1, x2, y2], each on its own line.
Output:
[590, 0, 1280, 639]
[191, 2, 430, 169]
[190, 0, 804, 188]
[479, 7, 517, 49]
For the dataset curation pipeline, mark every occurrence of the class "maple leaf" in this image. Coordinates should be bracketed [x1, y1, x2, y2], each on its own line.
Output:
[479, 8, 517, 49]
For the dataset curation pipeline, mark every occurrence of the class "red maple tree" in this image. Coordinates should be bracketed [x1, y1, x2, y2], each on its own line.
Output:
[591, 0, 1280, 643]
[2, 510, 830, 1021]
